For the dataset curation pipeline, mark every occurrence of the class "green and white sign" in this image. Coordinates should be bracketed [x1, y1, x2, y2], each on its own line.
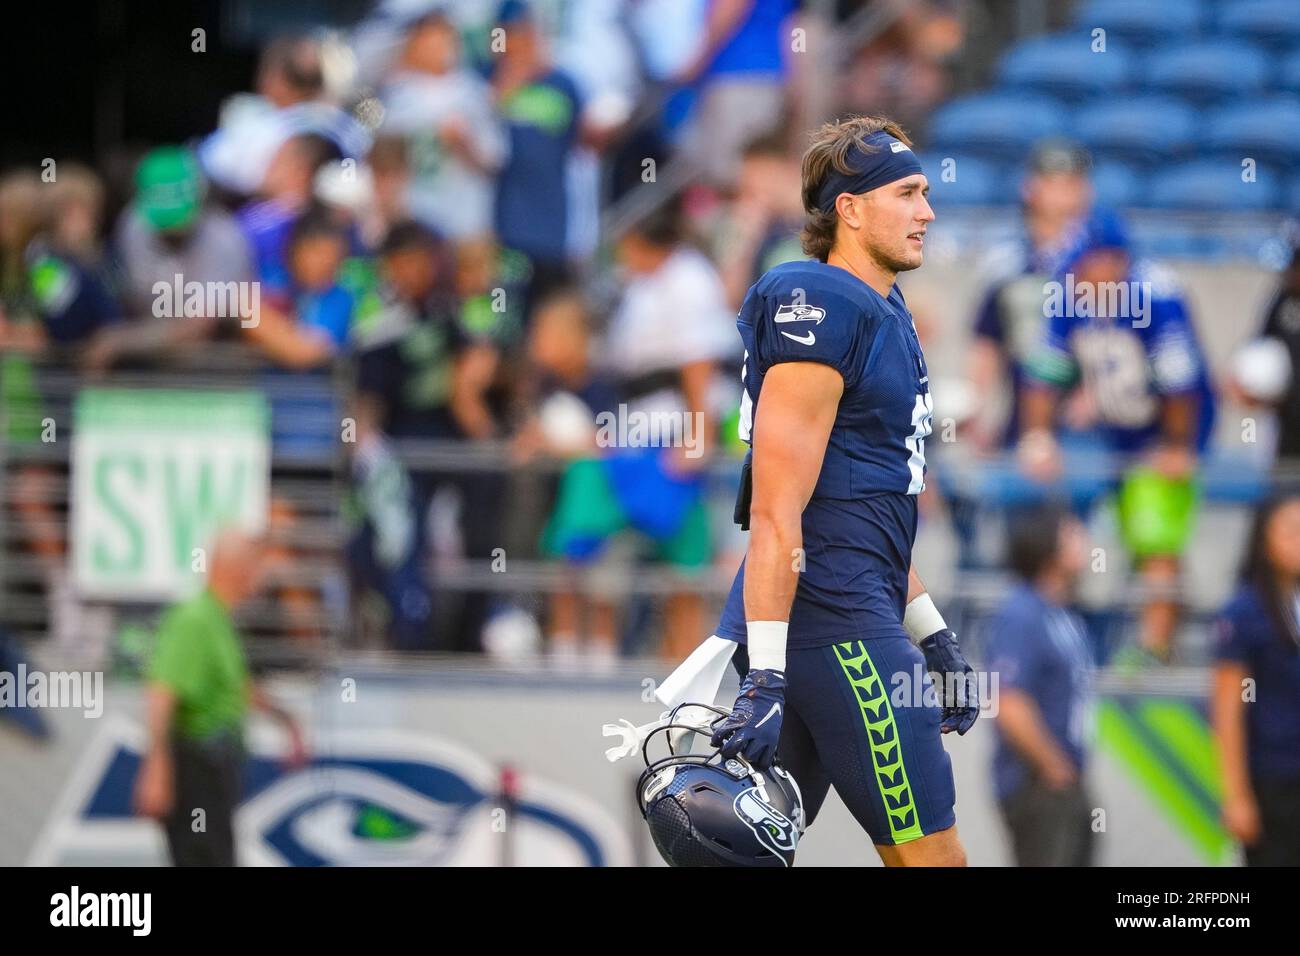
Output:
[71, 389, 270, 600]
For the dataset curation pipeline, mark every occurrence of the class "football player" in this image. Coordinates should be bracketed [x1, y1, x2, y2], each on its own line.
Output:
[707, 115, 978, 866]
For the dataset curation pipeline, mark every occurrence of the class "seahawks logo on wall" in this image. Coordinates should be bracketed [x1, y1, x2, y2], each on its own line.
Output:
[29, 719, 630, 867]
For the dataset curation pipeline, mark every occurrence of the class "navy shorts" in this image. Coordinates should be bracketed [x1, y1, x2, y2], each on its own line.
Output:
[733, 634, 956, 846]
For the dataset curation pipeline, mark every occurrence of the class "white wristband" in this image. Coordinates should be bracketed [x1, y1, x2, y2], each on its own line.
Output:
[903, 593, 947, 644]
[746, 620, 788, 673]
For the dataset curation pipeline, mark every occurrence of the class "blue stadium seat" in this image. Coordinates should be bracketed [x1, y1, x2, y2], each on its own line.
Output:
[1205, 97, 1300, 170]
[1075, 96, 1199, 163]
[997, 33, 1134, 99]
[1216, 0, 1300, 49]
[1143, 40, 1272, 102]
[1282, 49, 1300, 93]
[1089, 160, 1144, 208]
[1072, 0, 1204, 47]
[914, 155, 1001, 205]
[927, 92, 1065, 160]
[1147, 160, 1282, 210]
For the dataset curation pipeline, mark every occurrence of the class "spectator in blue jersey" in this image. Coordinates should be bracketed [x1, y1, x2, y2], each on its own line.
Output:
[1212, 491, 1300, 866]
[237, 133, 343, 296]
[491, 0, 587, 309]
[244, 205, 354, 370]
[1018, 211, 1217, 664]
[966, 139, 1094, 452]
[674, 0, 798, 187]
[986, 503, 1095, 867]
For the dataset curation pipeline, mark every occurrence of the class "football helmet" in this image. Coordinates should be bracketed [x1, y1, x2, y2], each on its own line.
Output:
[636, 703, 805, 867]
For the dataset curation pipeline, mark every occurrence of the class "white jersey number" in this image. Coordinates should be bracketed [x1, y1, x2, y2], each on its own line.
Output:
[906, 392, 934, 494]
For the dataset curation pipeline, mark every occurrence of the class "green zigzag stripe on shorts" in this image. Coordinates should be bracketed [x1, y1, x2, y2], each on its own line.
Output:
[834, 640, 924, 843]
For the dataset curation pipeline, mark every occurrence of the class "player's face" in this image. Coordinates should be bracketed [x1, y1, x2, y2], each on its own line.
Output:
[858, 175, 934, 273]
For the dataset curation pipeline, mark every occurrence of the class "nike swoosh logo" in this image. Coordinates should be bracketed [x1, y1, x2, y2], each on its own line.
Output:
[780, 330, 815, 346]
[755, 702, 782, 728]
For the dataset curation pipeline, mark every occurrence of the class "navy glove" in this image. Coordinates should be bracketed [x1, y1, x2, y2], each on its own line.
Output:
[709, 669, 786, 770]
[918, 629, 979, 735]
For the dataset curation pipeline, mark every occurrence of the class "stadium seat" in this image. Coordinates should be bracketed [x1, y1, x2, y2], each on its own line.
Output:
[1281, 49, 1300, 93]
[996, 33, 1134, 100]
[1147, 160, 1282, 210]
[914, 155, 1001, 205]
[1089, 160, 1145, 208]
[1072, 0, 1204, 47]
[1216, 0, 1300, 49]
[927, 92, 1065, 160]
[1205, 97, 1300, 171]
[1143, 40, 1272, 102]
[1075, 96, 1199, 163]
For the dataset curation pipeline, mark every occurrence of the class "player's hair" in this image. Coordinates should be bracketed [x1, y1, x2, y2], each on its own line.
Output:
[799, 115, 913, 262]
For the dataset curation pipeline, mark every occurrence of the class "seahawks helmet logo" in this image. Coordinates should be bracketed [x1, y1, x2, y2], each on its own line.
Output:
[774, 304, 826, 324]
[733, 787, 798, 861]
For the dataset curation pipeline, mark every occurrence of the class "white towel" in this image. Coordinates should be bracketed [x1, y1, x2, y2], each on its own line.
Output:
[602, 635, 738, 762]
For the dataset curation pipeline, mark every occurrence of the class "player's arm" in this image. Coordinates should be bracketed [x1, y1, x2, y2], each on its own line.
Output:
[744, 361, 842, 622]
[904, 566, 979, 734]
[711, 361, 842, 769]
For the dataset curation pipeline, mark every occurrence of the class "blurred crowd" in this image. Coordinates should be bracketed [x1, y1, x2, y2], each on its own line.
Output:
[0, 0, 974, 666]
[0, 0, 1297, 673]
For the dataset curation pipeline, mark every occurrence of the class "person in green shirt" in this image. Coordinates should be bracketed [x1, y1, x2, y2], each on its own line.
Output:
[133, 531, 306, 866]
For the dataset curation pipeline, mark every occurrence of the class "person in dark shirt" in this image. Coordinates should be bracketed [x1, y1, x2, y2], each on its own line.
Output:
[966, 139, 1093, 451]
[350, 221, 500, 652]
[491, 0, 585, 309]
[985, 503, 1095, 866]
[1242, 247, 1300, 466]
[1212, 490, 1300, 866]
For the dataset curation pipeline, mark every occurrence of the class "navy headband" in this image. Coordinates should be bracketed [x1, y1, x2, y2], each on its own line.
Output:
[815, 132, 924, 214]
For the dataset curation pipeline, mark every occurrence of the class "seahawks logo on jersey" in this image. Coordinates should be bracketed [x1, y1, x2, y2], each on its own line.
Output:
[774, 303, 826, 324]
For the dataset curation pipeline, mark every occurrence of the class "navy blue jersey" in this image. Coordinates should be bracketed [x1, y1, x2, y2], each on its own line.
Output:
[1213, 585, 1300, 780]
[1024, 262, 1216, 454]
[717, 260, 934, 647]
[985, 583, 1094, 801]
